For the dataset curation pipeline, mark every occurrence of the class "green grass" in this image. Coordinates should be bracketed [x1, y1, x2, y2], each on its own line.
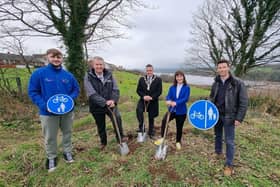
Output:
[0, 70, 280, 186]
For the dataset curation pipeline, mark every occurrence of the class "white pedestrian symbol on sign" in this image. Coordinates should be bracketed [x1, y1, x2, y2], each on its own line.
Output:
[208, 107, 216, 120]
[57, 103, 66, 113]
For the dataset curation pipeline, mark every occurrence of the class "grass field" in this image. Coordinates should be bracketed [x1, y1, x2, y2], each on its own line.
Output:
[0, 70, 279, 186]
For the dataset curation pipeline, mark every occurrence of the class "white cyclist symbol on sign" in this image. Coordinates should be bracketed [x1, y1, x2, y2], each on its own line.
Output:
[52, 95, 68, 103]
[190, 111, 204, 120]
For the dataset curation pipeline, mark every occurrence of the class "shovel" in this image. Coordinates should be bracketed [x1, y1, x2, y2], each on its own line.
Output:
[137, 101, 149, 143]
[154, 110, 172, 160]
[108, 107, 129, 156]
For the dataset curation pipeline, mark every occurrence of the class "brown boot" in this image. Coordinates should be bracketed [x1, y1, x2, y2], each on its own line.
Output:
[224, 166, 234, 176]
[216, 153, 224, 160]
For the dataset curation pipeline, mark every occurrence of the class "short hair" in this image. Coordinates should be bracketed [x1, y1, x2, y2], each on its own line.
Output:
[217, 59, 230, 66]
[145, 64, 153, 68]
[88, 56, 104, 64]
[46, 48, 62, 56]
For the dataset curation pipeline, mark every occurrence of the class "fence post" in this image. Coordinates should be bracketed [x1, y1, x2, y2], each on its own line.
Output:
[15, 77, 23, 98]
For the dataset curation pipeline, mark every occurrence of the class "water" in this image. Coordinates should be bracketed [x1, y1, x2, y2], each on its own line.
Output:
[185, 74, 214, 86]
[155, 73, 214, 86]
[156, 72, 280, 87]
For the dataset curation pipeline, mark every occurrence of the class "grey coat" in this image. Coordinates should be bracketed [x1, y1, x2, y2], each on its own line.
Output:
[209, 75, 248, 122]
[84, 69, 119, 113]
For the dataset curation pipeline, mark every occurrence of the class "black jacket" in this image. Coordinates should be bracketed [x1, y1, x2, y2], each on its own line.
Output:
[209, 75, 248, 122]
[136, 75, 162, 118]
[84, 69, 119, 113]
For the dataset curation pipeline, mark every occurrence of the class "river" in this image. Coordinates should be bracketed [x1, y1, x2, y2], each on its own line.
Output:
[155, 73, 280, 88]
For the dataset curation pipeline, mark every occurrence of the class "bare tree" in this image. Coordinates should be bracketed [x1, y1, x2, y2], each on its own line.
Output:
[1, 31, 33, 74]
[187, 0, 280, 77]
[0, 0, 144, 84]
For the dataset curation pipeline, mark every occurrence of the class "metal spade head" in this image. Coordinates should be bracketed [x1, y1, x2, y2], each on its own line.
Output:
[118, 142, 130, 156]
[154, 143, 168, 160]
[137, 132, 147, 143]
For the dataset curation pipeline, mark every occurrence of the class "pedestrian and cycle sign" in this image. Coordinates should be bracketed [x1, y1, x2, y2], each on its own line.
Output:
[187, 100, 219, 130]
[47, 94, 74, 115]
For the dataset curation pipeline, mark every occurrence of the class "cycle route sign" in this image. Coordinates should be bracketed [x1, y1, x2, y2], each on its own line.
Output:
[47, 94, 74, 115]
[187, 100, 219, 130]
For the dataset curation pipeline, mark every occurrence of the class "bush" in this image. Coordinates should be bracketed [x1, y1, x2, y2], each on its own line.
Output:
[249, 95, 280, 116]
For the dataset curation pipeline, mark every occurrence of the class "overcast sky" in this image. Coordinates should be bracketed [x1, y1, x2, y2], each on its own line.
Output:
[25, 0, 205, 70]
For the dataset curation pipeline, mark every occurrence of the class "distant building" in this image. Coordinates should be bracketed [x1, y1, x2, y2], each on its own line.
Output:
[0, 52, 124, 71]
[0, 52, 47, 68]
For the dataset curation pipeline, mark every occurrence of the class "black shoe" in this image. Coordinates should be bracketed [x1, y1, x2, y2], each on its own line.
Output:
[46, 157, 57, 172]
[63, 152, 74, 163]
[149, 135, 156, 140]
[136, 129, 145, 133]
[100, 144, 106, 151]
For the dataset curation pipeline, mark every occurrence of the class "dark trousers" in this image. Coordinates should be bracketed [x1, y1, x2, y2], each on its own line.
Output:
[92, 107, 124, 145]
[136, 105, 155, 136]
[161, 112, 186, 143]
[214, 116, 235, 166]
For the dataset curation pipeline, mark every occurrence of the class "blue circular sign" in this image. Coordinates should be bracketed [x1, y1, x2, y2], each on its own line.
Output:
[47, 94, 74, 115]
[188, 100, 219, 130]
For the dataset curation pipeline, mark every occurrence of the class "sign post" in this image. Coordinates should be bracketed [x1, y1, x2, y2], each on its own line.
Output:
[187, 100, 219, 130]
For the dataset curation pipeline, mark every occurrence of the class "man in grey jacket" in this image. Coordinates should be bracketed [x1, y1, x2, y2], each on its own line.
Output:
[84, 56, 127, 150]
[210, 59, 248, 176]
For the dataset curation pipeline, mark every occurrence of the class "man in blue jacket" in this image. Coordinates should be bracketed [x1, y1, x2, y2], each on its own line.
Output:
[28, 48, 80, 172]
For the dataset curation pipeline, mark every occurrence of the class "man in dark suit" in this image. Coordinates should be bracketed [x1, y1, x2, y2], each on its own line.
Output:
[136, 64, 162, 139]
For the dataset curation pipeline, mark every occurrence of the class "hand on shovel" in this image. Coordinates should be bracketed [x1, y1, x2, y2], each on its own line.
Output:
[106, 100, 115, 108]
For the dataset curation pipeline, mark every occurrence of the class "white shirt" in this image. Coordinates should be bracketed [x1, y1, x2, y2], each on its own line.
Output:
[176, 83, 183, 98]
[96, 72, 104, 83]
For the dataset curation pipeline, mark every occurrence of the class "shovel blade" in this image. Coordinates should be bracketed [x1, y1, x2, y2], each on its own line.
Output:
[154, 144, 168, 160]
[118, 142, 129, 156]
[137, 132, 147, 143]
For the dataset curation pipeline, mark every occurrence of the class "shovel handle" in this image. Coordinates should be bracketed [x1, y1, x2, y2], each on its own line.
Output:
[162, 107, 175, 139]
[142, 101, 150, 134]
[107, 107, 122, 144]
[144, 101, 149, 112]
[162, 111, 171, 139]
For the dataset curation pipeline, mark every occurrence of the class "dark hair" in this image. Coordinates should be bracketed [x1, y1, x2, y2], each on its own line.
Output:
[145, 64, 153, 68]
[46, 48, 62, 57]
[217, 59, 230, 66]
[173, 70, 187, 85]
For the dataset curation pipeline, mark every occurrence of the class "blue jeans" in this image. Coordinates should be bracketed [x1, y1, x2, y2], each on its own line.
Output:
[214, 116, 235, 166]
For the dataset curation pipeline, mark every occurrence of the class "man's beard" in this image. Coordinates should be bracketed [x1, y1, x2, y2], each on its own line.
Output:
[50, 63, 62, 68]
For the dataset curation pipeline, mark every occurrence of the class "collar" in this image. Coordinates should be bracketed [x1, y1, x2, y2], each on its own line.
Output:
[47, 63, 62, 71]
